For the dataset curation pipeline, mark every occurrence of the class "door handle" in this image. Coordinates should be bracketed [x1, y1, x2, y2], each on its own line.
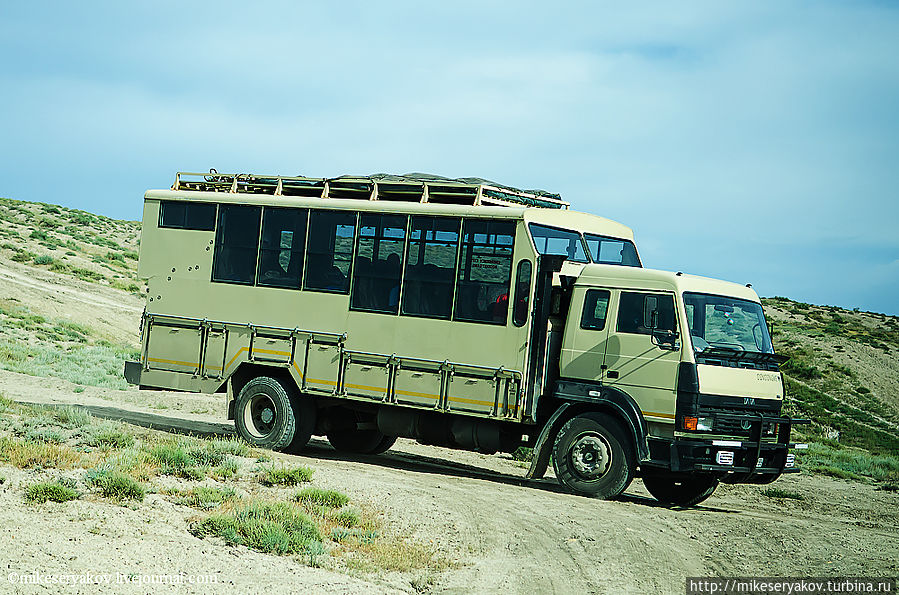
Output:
[606, 370, 619, 379]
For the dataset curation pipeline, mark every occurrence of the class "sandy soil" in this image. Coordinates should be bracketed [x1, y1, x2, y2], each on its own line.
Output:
[1, 369, 896, 594]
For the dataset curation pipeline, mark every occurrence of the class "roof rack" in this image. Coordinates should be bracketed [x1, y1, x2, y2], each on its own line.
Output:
[171, 170, 569, 210]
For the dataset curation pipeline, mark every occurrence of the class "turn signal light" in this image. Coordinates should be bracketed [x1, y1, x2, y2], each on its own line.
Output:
[683, 416, 698, 431]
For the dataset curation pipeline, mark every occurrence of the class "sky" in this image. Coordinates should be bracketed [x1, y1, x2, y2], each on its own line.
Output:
[1, 1, 897, 314]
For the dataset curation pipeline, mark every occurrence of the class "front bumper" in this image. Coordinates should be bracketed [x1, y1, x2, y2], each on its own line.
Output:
[644, 413, 809, 478]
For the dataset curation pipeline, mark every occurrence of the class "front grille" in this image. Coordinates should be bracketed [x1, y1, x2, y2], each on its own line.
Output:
[705, 407, 776, 437]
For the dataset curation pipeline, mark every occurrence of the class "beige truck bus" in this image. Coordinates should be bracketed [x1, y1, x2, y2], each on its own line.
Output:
[125, 171, 807, 506]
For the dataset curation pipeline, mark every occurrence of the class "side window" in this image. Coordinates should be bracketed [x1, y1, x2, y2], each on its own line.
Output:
[402, 216, 460, 320]
[617, 292, 677, 335]
[528, 223, 589, 263]
[303, 210, 356, 294]
[351, 213, 408, 313]
[584, 234, 641, 267]
[257, 207, 307, 289]
[454, 219, 515, 325]
[212, 204, 261, 284]
[159, 201, 216, 231]
[580, 289, 611, 330]
[512, 260, 532, 327]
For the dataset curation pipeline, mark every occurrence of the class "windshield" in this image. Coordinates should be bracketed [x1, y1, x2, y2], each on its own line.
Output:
[528, 223, 589, 263]
[683, 293, 773, 354]
[584, 234, 641, 267]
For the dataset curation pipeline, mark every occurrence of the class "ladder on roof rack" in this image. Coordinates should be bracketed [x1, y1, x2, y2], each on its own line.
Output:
[171, 170, 569, 209]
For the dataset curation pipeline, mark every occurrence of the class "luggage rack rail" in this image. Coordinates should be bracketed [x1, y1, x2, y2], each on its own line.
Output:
[171, 170, 569, 210]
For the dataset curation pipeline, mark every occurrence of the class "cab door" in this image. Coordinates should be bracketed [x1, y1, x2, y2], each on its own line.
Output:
[602, 290, 681, 419]
[559, 287, 615, 382]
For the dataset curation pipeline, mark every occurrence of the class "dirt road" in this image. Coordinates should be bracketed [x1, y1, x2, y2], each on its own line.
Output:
[2, 370, 896, 594]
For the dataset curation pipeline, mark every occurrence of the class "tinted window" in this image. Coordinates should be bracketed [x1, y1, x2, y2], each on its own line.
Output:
[580, 289, 611, 330]
[528, 224, 588, 263]
[402, 216, 460, 319]
[617, 292, 676, 335]
[212, 204, 261, 284]
[159, 201, 216, 231]
[351, 214, 407, 313]
[584, 234, 641, 267]
[512, 260, 532, 327]
[257, 207, 307, 289]
[303, 210, 356, 293]
[454, 220, 515, 325]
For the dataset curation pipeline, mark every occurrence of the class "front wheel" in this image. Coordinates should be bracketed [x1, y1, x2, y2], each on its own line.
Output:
[551, 413, 634, 499]
[642, 471, 719, 507]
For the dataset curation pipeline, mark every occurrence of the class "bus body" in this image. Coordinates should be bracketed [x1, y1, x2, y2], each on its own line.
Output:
[125, 171, 805, 506]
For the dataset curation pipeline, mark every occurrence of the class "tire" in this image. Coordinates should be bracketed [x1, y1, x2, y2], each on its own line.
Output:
[234, 376, 296, 450]
[285, 391, 316, 454]
[551, 412, 635, 499]
[327, 429, 396, 455]
[642, 471, 719, 507]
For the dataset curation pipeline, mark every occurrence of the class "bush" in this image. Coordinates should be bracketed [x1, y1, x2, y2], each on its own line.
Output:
[294, 487, 349, 509]
[33, 255, 54, 266]
[177, 486, 236, 509]
[259, 466, 314, 486]
[54, 406, 92, 428]
[84, 425, 134, 449]
[85, 468, 145, 501]
[761, 487, 804, 501]
[329, 508, 361, 528]
[191, 501, 322, 555]
[25, 481, 79, 504]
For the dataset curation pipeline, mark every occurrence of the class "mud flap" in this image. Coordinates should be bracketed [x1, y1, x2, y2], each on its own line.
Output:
[526, 403, 572, 480]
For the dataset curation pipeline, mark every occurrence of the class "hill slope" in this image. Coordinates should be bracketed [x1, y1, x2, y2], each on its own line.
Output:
[0, 196, 897, 482]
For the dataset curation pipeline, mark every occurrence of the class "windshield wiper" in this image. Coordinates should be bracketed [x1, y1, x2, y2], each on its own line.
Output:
[698, 347, 789, 366]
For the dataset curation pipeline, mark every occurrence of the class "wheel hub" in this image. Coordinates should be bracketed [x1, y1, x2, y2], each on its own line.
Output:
[244, 393, 277, 438]
[571, 433, 611, 479]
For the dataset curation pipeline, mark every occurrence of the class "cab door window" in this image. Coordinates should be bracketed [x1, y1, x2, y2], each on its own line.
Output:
[616, 292, 676, 335]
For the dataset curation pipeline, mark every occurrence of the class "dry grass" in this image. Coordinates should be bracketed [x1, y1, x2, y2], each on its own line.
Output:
[0, 436, 89, 469]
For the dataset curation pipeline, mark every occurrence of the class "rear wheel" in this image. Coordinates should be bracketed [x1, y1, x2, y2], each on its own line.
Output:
[327, 429, 396, 454]
[642, 471, 719, 507]
[552, 412, 634, 499]
[234, 376, 296, 450]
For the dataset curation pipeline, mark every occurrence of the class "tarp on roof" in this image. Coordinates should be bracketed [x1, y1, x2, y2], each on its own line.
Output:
[327, 172, 563, 202]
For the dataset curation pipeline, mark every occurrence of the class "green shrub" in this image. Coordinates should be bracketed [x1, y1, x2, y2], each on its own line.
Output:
[177, 486, 237, 509]
[329, 508, 361, 528]
[259, 465, 314, 486]
[761, 487, 804, 501]
[85, 468, 145, 501]
[33, 255, 54, 266]
[84, 425, 134, 449]
[294, 487, 349, 509]
[191, 501, 322, 555]
[25, 481, 79, 504]
[54, 406, 92, 428]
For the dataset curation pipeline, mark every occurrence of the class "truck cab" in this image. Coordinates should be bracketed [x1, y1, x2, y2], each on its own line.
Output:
[530, 264, 806, 506]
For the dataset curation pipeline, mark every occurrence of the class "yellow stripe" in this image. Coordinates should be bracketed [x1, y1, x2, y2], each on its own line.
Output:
[345, 382, 386, 393]
[395, 388, 439, 400]
[308, 378, 338, 386]
[147, 357, 196, 367]
[643, 411, 675, 419]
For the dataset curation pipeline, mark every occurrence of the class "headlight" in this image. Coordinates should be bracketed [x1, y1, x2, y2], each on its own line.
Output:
[682, 416, 714, 431]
